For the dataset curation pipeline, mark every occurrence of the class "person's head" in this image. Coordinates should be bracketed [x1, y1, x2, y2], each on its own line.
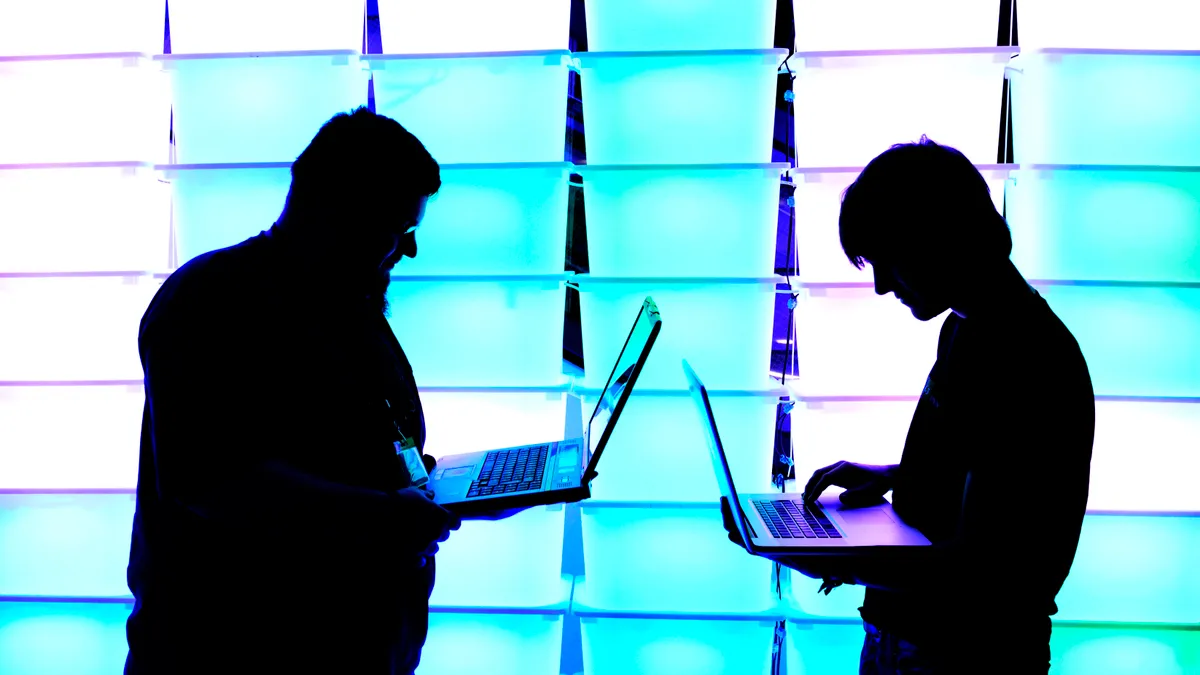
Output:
[279, 107, 440, 309]
[838, 137, 1012, 320]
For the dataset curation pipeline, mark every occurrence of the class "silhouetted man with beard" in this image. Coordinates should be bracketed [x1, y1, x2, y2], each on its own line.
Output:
[127, 108, 460, 674]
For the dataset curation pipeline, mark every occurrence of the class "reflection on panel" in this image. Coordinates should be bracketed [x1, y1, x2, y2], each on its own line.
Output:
[167, 0, 365, 53]
[377, 0, 570, 53]
[580, 612, 778, 675]
[583, 0, 776, 51]
[420, 610, 564, 675]
[0, 602, 131, 675]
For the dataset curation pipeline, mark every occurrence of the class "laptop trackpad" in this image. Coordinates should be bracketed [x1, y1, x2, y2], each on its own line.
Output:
[836, 509, 895, 526]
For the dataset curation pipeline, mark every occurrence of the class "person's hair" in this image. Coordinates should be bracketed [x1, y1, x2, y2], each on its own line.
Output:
[286, 106, 440, 220]
[838, 136, 1011, 269]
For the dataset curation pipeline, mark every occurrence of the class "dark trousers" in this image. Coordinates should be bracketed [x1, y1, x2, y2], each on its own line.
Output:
[859, 622, 1051, 675]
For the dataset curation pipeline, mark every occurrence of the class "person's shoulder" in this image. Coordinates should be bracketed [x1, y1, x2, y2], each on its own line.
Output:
[141, 235, 270, 336]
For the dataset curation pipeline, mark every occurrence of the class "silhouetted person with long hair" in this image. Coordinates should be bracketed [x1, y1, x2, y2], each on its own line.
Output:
[725, 138, 1094, 674]
[126, 108, 460, 674]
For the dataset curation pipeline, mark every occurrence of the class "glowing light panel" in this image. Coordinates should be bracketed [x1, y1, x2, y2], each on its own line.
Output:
[421, 611, 565, 675]
[1050, 626, 1200, 675]
[167, 0, 365, 53]
[1018, 0, 1200, 50]
[0, 602, 132, 675]
[167, 164, 292, 266]
[786, 620, 864, 675]
[0, 0, 163, 56]
[583, 0, 776, 51]
[793, 0, 1000, 51]
[580, 613, 778, 675]
[377, 0, 569, 53]
[419, 389, 568, 459]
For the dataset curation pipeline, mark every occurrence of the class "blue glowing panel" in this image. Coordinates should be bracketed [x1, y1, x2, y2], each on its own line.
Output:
[1019, 0, 1200, 50]
[385, 277, 567, 388]
[0, 276, 159, 382]
[419, 389, 568, 459]
[1011, 51, 1200, 166]
[0, 0, 162, 55]
[1056, 515, 1200, 624]
[0, 495, 133, 598]
[786, 620, 864, 675]
[580, 164, 786, 278]
[165, 53, 368, 164]
[377, 0, 569, 53]
[0, 385, 143, 491]
[1050, 626, 1200, 675]
[792, 49, 1013, 167]
[583, 0, 775, 51]
[399, 164, 571, 276]
[576, 277, 778, 391]
[576, 51, 784, 165]
[0, 165, 170, 274]
[1009, 167, 1200, 283]
[793, 0, 1000, 51]
[0, 56, 169, 165]
[167, 164, 292, 266]
[369, 53, 570, 165]
[580, 613, 777, 675]
[0, 602, 130, 675]
[583, 391, 780, 503]
[420, 611, 564, 675]
[167, 0, 365, 53]
[1042, 286, 1200, 398]
[578, 505, 777, 614]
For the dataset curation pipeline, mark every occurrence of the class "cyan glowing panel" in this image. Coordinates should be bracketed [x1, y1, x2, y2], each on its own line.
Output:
[1041, 285, 1200, 398]
[163, 52, 368, 164]
[0, 602, 131, 675]
[385, 277, 567, 387]
[0, 0, 162, 55]
[788, 572, 866, 621]
[369, 53, 570, 164]
[0, 385, 143, 490]
[167, 0, 365, 53]
[794, 166, 1010, 284]
[0, 276, 159, 382]
[786, 620, 864, 675]
[583, 0, 776, 51]
[377, 0, 569, 53]
[576, 50, 785, 165]
[0, 494, 133, 598]
[792, 49, 1014, 167]
[1011, 51, 1200, 166]
[579, 612, 778, 675]
[0, 165, 170, 274]
[400, 164, 571, 276]
[576, 277, 778, 391]
[1009, 167, 1200, 283]
[580, 164, 787, 278]
[582, 391, 780, 503]
[578, 504, 777, 613]
[419, 389, 568, 458]
[1018, 0, 1200, 50]
[421, 610, 564, 675]
[1050, 626, 1200, 675]
[166, 163, 292, 265]
[0, 56, 168, 165]
[793, 0, 1000, 51]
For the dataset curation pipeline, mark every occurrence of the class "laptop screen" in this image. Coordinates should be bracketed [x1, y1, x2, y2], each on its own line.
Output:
[583, 297, 661, 479]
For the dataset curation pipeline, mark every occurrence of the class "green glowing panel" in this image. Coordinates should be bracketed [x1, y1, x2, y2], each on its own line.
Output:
[0, 602, 130, 675]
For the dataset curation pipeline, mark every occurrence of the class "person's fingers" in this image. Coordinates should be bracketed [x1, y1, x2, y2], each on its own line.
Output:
[804, 462, 842, 500]
[805, 463, 846, 501]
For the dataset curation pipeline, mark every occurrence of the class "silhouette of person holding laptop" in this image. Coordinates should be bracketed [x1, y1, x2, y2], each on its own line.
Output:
[724, 138, 1094, 674]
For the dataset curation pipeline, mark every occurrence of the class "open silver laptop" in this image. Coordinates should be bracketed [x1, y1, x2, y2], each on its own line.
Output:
[428, 298, 661, 516]
[684, 359, 930, 554]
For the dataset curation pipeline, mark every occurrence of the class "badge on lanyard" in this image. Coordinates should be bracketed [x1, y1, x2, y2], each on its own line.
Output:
[386, 399, 428, 487]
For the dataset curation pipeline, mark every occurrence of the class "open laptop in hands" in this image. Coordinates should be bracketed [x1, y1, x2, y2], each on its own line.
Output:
[684, 359, 930, 555]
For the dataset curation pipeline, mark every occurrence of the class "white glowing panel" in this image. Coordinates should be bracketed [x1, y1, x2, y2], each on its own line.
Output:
[167, 0, 365, 53]
[369, 52, 570, 164]
[164, 52, 368, 164]
[792, 48, 1013, 167]
[0, 276, 159, 382]
[794, 167, 1010, 284]
[576, 50, 785, 165]
[791, 400, 912, 491]
[0, 385, 143, 491]
[419, 389, 568, 459]
[0, 56, 168, 165]
[431, 507, 565, 608]
[578, 504, 777, 613]
[399, 164, 571, 276]
[0, 165, 170, 274]
[793, 287, 942, 398]
[0, 494, 134, 598]
[576, 277, 778, 391]
[421, 611, 564, 675]
[377, 0, 569, 53]
[0, 0, 162, 56]
[580, 164, 786, 278]
[1050, 626, 1200, 675]
[786, 620, 865, 675]
[582, 391, 780, 503]
[1019, 0, 1200, 50]
[0, 602, 132, 675]
[1009, 167, 1200, 283]
[1010, 51, 1200, 166]
[583, 0, 776, 51]
[793, 0, 1000, 51]
[385, 277, 567, 387]
[579, 612, 778, 675]
[166, 164, 292, 266]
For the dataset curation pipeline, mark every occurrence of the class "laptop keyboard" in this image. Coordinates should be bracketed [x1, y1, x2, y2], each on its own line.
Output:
[753, 499, 842, 539]
[465, 445, 549, 499]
